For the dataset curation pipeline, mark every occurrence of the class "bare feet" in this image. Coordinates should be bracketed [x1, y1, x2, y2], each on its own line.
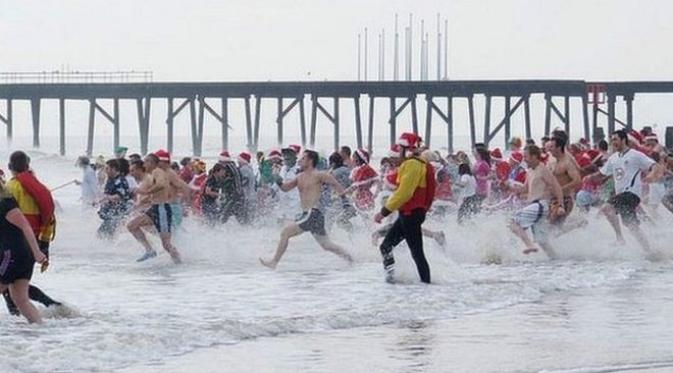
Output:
[523, 246, 539, 255]
[259, 257, 277, 269]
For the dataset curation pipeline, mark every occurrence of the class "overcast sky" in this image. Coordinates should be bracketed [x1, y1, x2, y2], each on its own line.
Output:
[3, 0, 673, 81]
[2, 0, 673, 153]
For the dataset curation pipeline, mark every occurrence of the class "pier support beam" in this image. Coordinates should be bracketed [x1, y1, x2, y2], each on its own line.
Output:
[87, 98, 121, 156]
[468, 94, 476, 147]
[367, 95, 375, 152]
[166, 98, 191, 154]
[199, 97, 233, 151]
[504, 96, 511, 145]
[544, 94, 552, 136]
[274, 97, 303, 147]
[483, 95, 491, 144]
[137, 97, 152, 155]
[244, 96, 253, 151]
[607, 94, 616, 135]
[625, 94, 634, 130]
[31, 98, 41, 148]
[564, 95, 570, 135]
[524, 95, 531, 140]
[87, 99, 95, 156]
[581, 94, 590, 141]
[0, 99, 13, 147]
[253, 96, 261, 150]
[310, 96, 341, 150]
[425, 96, 454, 151]
[353, 95, 362, 149]
[484, 96, 526, 146]
[59, 99, 66, 156]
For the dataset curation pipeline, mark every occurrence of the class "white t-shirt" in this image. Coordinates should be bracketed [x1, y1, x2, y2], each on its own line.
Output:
[126, 175, 138, 193]
[600, 148, 654, 198]
[460, 174, 476, 198]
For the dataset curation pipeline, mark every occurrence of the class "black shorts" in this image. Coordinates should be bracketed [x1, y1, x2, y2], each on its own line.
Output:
[146, 204, 173, 233]
[296, 209, 327, 236]
[0, 249, 35, 285]
[609, 191, 641, 225]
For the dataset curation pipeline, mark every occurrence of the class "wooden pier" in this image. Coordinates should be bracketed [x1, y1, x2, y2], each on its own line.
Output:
[1, 80, 671, 156]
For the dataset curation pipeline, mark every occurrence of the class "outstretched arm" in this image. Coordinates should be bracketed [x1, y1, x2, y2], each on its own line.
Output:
[321, 172, 346, 195]
[276, 176, 298, 192]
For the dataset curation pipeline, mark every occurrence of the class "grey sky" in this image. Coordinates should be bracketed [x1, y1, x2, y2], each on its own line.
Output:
[3, 0, 673, 81]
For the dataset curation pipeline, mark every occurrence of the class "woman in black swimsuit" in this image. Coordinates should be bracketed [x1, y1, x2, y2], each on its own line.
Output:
[0, 182, 48, 323]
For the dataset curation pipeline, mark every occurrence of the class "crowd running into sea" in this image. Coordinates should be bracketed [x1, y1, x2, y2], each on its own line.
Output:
[1, 126, 673, 323]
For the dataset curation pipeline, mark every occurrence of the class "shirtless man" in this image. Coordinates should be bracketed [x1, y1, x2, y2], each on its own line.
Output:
[259, 150, 353, 269]
[509, 145, 565, 258]
[157, 154, 192, 230]
[127, 152, 182, 263]
[545, 133, 582, 228]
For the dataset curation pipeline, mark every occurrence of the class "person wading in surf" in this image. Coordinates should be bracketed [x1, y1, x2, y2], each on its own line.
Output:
[374, 132, 436, 284]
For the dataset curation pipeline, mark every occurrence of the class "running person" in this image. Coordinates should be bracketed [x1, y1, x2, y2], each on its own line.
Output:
[0, 183, 48, 324]
[509, 145, 565, 258]
[127, 151, 182, 263]
[374, 133, 436, 284]
[259, 150, 353, 269]
[585, 130, 658, 255]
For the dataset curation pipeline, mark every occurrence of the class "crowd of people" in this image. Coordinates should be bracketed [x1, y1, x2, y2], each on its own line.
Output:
[1, 126, 673, 323]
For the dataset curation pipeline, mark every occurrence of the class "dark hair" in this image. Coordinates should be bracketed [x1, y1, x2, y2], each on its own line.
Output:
[353, 151, 366, 166]
[118, 158, 130, 176]
[328, 152, 343, 168]
[180, 157, 191, 167]
[209, 163, 225, 176]
[525, 144, 542, 159]
[129, 153, 142, 161]
[613, 129, 628, 142]
[551, 136, 567, 152]
[551, 129, 568, 143]
[130, 160, 145, 172]
[304, 150, 319, 168]
[651, 152, 661, 163]
[525, 138, 536, 146]
[541, 136, 550, 144]
[474, 144, 491, 165]
[8, 151, 30, 173]
[170, 162, 180, 171]
[144, 154, 159, 164]
[339, 146, 352, 158]
[458, 163, 472, 176]
[106, 159, 120, 171]
[77, 156, 90, 167]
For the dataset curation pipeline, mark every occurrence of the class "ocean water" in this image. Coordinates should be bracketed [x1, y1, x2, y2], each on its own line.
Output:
[0, 150, 672, 373]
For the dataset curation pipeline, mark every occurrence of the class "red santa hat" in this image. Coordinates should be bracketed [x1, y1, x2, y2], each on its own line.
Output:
[284, 144, 301, 154]
[397, 132, 422, 149]
[268, 149, 282, 160]
[509, 151, 523, 164]
[586, 149, 603, 164]
[388, 144, 402, 157]
[355, 148, 370, 164]
[238, 151, 252, 164]
[154, 149, 171, 162]
[577, 153, 592, 168]
[490, 148, 504, 162]
[219, 150, 231, 162]
[628, 130, 644, 146]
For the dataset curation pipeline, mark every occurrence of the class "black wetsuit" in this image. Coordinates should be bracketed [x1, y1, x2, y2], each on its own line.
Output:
[0, 197, 60, 315]
[379, 208, 430, 283]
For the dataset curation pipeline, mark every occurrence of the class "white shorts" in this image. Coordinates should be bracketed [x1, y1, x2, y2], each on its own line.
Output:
[512, 200, 549, 242]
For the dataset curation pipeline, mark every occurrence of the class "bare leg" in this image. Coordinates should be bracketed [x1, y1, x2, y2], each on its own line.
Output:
[600, 204, 625, 244]
[509, 222, 539, 254]
[314, 234, 353, 263]
[159, 232, 181, 264]
[624, 222, 653, 255]
[127, 215, 155, 254]
[8, 280, 42, 324]
[260, 223, 303, 269]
